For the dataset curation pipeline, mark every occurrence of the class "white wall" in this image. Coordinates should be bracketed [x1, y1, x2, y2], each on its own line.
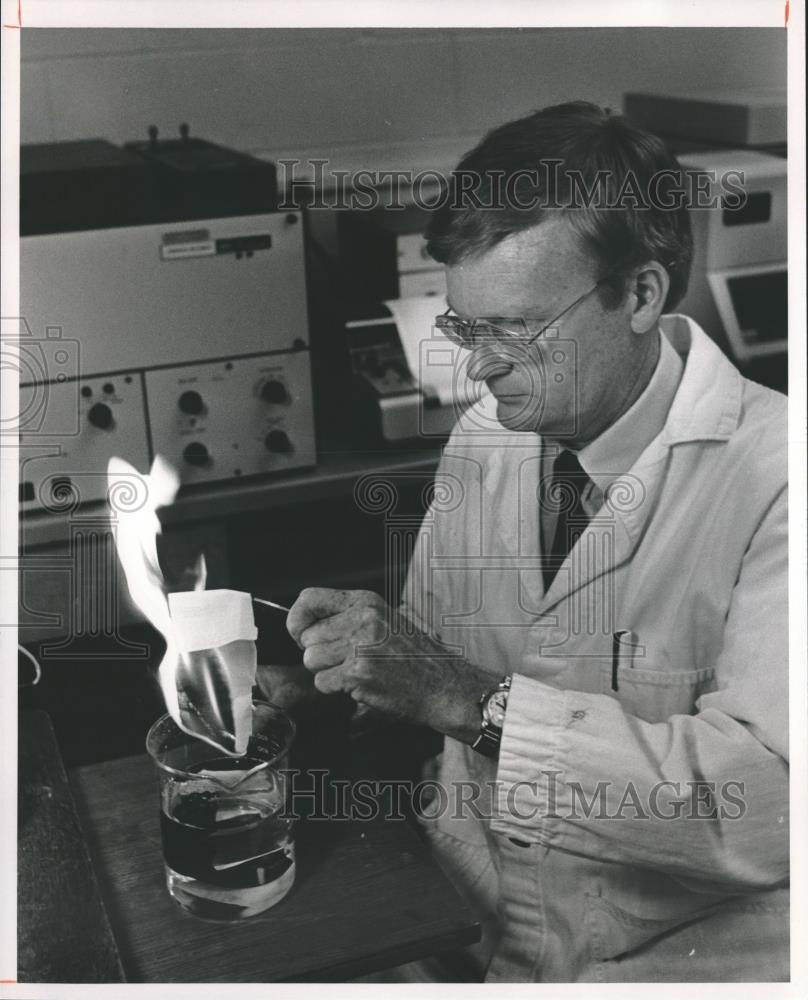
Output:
[21, 27, 787, 174]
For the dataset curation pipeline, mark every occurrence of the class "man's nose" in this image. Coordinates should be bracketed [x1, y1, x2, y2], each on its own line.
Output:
[465, 342, 515, 382]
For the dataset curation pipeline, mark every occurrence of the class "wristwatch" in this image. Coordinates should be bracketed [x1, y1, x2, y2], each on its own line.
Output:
[471, 675, 512, 758]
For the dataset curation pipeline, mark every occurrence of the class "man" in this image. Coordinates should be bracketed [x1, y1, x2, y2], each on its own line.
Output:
[286, 102, 789, 982]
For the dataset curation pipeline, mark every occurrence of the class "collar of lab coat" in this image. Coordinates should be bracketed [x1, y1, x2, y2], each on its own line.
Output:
[657, 313, 743, 445]
[471, 314, 744, 611]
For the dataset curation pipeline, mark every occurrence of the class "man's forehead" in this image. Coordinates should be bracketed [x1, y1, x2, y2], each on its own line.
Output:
[445, 217, 594, 314]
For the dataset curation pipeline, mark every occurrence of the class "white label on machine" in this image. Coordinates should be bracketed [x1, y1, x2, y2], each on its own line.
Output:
[160, 241, 216, 260]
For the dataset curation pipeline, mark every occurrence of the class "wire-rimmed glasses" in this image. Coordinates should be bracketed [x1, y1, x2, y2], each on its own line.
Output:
[435, 277, 607, 349]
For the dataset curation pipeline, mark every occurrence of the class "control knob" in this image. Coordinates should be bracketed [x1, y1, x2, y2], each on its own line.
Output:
[260, 380, 289, 405]
[87, 402, 114, 430]
[264, 430, 293, 454]
[178, 390, 205, 415]
[183, 442, 210, 466]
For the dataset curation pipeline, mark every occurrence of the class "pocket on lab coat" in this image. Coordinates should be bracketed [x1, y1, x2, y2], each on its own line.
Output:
[584, 869, 732, 966]
[599, 661, 716, 724]
[587, 885, 789, 981]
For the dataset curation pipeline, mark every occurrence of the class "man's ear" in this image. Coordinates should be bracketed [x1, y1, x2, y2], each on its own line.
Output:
[629, 262, 670, 334]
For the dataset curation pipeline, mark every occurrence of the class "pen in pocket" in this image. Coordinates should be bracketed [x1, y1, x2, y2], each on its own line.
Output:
[611, 629, 637, 691]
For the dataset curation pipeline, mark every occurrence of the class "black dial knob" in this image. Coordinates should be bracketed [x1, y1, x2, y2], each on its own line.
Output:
[264, 430, 292, 454]
[260, 380, 289, 405]
[87, 402, 114, 429]
[183, 442, 210, 466]
[178, 390, 205, 415]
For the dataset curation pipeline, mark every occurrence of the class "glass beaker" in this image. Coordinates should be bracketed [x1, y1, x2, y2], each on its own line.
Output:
[146, 700, 296, 921]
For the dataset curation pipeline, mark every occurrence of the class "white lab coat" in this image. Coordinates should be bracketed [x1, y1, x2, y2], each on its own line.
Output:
[403, 314, 788, 982]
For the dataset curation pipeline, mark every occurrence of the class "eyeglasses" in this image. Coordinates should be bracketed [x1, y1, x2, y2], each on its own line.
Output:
[435, 277, 607, 350]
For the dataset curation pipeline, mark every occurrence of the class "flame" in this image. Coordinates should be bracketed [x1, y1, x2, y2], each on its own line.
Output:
[108, 456, 252, 756]
[108, 455, 182, 724]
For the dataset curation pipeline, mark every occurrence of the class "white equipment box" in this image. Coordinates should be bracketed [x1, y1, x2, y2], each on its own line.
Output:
[19, 211, 316, 512]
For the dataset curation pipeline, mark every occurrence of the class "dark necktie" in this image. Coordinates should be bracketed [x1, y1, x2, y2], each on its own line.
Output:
[543, 449, 592, 591]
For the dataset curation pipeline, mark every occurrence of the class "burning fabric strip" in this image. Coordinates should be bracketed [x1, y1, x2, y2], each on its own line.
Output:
[107, 456, 257, 755]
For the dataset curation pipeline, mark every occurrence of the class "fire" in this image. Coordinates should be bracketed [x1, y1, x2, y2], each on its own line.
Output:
[107, 456, 256, 755]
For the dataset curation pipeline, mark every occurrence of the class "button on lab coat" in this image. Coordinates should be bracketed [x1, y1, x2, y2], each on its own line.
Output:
[403, 315, 788, 982]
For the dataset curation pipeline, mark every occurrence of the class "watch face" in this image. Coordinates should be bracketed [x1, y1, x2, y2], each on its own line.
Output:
[485, 690, 508, 728]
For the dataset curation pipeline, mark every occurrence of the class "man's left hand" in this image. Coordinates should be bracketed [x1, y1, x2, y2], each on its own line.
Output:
[286, 587, 491, 743]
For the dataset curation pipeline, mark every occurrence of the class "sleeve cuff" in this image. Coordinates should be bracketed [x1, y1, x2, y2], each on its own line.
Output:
[490, 672, 570, 844]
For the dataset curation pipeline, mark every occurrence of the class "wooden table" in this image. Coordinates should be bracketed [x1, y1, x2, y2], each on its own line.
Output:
[36, 718, 481, 982]
[18, 711, 124, 982]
